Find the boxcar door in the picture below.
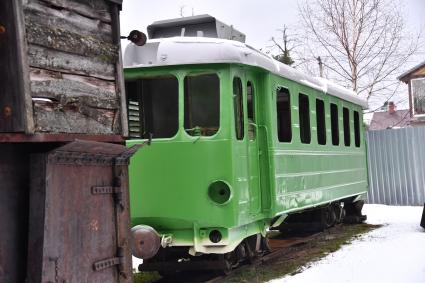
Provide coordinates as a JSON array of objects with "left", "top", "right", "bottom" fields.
[{"left": 246, "top": 80, "right": 261, "bottom": 214}]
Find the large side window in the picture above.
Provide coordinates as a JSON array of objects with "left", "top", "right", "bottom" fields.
[
  {"left": 316, "top": 99, "right": 326, "bottom": 145},
  {"left": 276, "top": 87, "right": 292, "bottom": 142},
  {"left": 125, "top": 76, "right": 178, "bottom": 139},
  {"left": 354, "top": 111, "right": 361, "bottom": 147},
  {"left": 299, "top": 93, "right": 311, "bottom": 144},
  {"left": 330, "top": 103, "right": 339, "bottom": 145},
  {"left": 184, "top": 74, "right": 220, "bottom": 136},
  {"left": 343, "top": 107, "right": 350, "bottom": 146},
  {"left": 233, "top": 77, "right": 244, "bottom": 140}
]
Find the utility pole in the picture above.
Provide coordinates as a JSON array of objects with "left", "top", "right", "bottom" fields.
[{"left": 317, "top": 56, "right": 323, "bottom": 77}]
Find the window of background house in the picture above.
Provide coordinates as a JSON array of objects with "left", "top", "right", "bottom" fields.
[
  {"left": 233, "top": 77, "right": 244, "bottom": 140},
  {"left": 276, "top": 87, "right": 292, "bottom": 142},
  {"left": 354, "top": 111, "right": 361, "bottom": 147},
  {"left": 316, "top": 99, "right": 326, "bottom": 145},
  {"left": 299, "top": 93, "right": 311, "bottom": 144},
  {"left": 412, "top": 78, "right": 425, "bottom": 116},
  {"left": 331, "top": 103, "right": 339, "bottom": 145},
  {"left": 125, "top": 76, "right": 178, "bottom": 139},
  {"left": 343, "top": 107, "right": 350, "bottom": 146},
  {"left": 184, "top": 73, "right": 220, "bottom": 136}
]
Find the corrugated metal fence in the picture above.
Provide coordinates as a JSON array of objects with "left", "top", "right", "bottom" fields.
[{"left": 366, "top": 127, "right": 425, "bottom": 206}]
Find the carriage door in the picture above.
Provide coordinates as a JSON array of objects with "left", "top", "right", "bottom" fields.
[{"left": 247, "top": 80, "right": 261, "bottom": 214}]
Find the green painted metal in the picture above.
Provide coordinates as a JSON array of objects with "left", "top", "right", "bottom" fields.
[{"left": 125, "top": 63, "right": 368, "bottom": 255}]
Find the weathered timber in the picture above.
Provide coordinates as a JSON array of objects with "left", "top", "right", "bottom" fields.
[
  {"left": 30, "top": 68, "right": 120, "bottom": 134},
  {"left": 28, "top": 44, "right": 115, "bottom": 80},
  {"left": 25, "top": 0, "right": 113, "bottom": 43},
  {"left": 37, "top": 0, "right": 112, "bottom": 23},
  {"left": 0, "top": 0, "right": 34, "bottom": 133},
  {"left": 111, "top": 4, "right": 128, "bottom": 136},
  {"left": 30, "top": 68, "right": 118, "bottom": 109},
  {"left": 26, "top": 21, "right": 118, "bottom": 64},
  {"left": 0, "top": 0, "right": 126, "bottom": 136},
  {"left": 33, "top": 101, "right": 117, "bottom": 133}
]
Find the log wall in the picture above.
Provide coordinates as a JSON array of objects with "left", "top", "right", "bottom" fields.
[{"left": 22, "top": 0, "right": 125, "bottom": 135}]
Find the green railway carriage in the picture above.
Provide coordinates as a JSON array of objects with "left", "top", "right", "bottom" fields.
[{"left": 123, "top": 36, "right": 368, "bottom": 269}]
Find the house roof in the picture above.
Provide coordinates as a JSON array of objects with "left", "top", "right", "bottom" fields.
[
  {"left": 369, "top": 110, "right": 410, "bottom": 131},
  {"left": 398, "top": 61, "right": 425, "bottom": 83}
]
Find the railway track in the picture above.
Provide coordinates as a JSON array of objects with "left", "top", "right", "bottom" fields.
[
  {"left": 203, "top": 231, "right": 323, "bottom": 283},
  {"left": 153, "top": 227, "right": 335, "bottom": 283}
]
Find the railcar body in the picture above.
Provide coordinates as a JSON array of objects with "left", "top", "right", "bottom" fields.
[{"left": 124, "top": 36, "right": 368, "bottom": 266}]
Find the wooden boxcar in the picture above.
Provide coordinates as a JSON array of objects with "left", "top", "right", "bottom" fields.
[
  {"left": 124, "top": 33, "right": 368, "bottom": 271},
  {"left": 0, "top": 1, "right": 135, "bottom": 282}
]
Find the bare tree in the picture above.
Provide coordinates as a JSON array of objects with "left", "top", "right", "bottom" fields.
[
  {"left": 269, "top": 26, "right": 295, "bottom": 66},
  {"left": 299, "top": 0, "right": 421, "bottom": 104}
]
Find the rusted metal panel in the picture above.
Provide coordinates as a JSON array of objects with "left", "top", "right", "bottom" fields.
[
  {"left": 0, "top": 145, "right": 30, "bottom": 283},
  {"left": 0, "top": 133, "right": 124, "bottom": 143},
  {"left": 27, "top": 140, "right": 134, "bottom": 283}
]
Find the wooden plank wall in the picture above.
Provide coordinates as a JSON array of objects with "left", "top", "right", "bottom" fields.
[
  {"left": 0, "top": 0, "right": 34, "bottom": 133},
  {"left": 24, "top": 0, "right": 123, "bottom": 134}
]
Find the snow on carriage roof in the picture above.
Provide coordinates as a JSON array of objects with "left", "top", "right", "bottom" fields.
[{"left": 123, "top": 37, "right": 368, "bottom": 109}]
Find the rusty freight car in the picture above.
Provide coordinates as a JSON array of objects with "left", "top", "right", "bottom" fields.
[{"left": 0, "top": 0, "right": 139, "bottom": 282}]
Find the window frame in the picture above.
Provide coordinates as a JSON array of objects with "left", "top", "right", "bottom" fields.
[
  {"left": 330, "top": 103, "right": 340, "bottom": 146},
  {"left": 316, "top": 98, "right": 326, "bottom": 145},
  {"left": 298, "top": 93, "right": 311, "bottom": 144},
  {"left": 276, "top": 86, "right": 292, "bottom": 143},
  {"left": 354, "top": 110, "right": 361, "bottom": 147},
  {"left": 411, "top": 77, "right": 425, "bottom": 117},
  {"left": 343, "top": 106, "right": 351, "bottom": 147},
  {"left": 125, "top": 75, "right": 179, "bottom": 139},
  {"left": 233, "top": 76, "right": 244, "bottom": 140},
  {"left": 183, "top": 72, "right": 221, "bottom": 137}
]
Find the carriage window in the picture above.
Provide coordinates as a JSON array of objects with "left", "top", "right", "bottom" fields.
[
  {"left": 276, "top": 87, "right": 292, "bottom": 142},
  {"left": 299, "top": 93, "right": 311, "bottom": 144},
  {"left": 354, "top": 111, "right": 361, "bottom": 147},
  {"left": 184, "top": 74, "right": 220, "bottom": 136},
  {"left": 125, "top": 76, "right": 178, "bottom": 139},
  {"left": 233, "top": 77, "right": 244, "bottom": 140},
  {"left": 343, "top": 107, "right": 350, "bottom": 146},
  {"left": 316, "top": 99, "right": 326, "bottom": 145},
  {"left": 331, "top": 103, "right": 339, "bottom": 145},
  {"left": 247, "top": 81, "right": 255, "bottom": 141}
]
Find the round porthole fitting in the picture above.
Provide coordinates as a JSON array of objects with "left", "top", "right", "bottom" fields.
[
  {"left": 208, "top": 181, "right": 231, "bottom": 205},
  {"left": 209, "top": 229, "right": 222, "bottom": 243}
]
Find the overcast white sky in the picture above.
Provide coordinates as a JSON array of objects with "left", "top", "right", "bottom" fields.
[{"left": 120, "top": 0, "right": 424, "bottom": 50}]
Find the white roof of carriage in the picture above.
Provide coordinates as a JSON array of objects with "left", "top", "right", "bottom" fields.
[{"left": 123, "top": 37, "right": 368, "bottom": 109}]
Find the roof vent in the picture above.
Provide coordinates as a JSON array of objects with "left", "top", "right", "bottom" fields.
[{"left": 147, "top": 14, "right": 246, "bottom": 43}]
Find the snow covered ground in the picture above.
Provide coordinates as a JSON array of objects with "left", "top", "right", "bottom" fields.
[{"left": 269, "top": 204, "right": 425, "bottom": 283}]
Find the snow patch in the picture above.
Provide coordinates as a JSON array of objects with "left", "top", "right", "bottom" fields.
[{"left": 268, "top": 204, "right": 425, "bottom": 283}]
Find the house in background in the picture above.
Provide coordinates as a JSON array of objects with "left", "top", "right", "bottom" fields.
[
  {"left": 368, "top": 101, "right": 410, "bottom": 130},
  {"left": 368, "top": 60, "right": 425, "bottom": 131},
  {"left": 398, "top": 60, "right": 425, "bottom": 127}
]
